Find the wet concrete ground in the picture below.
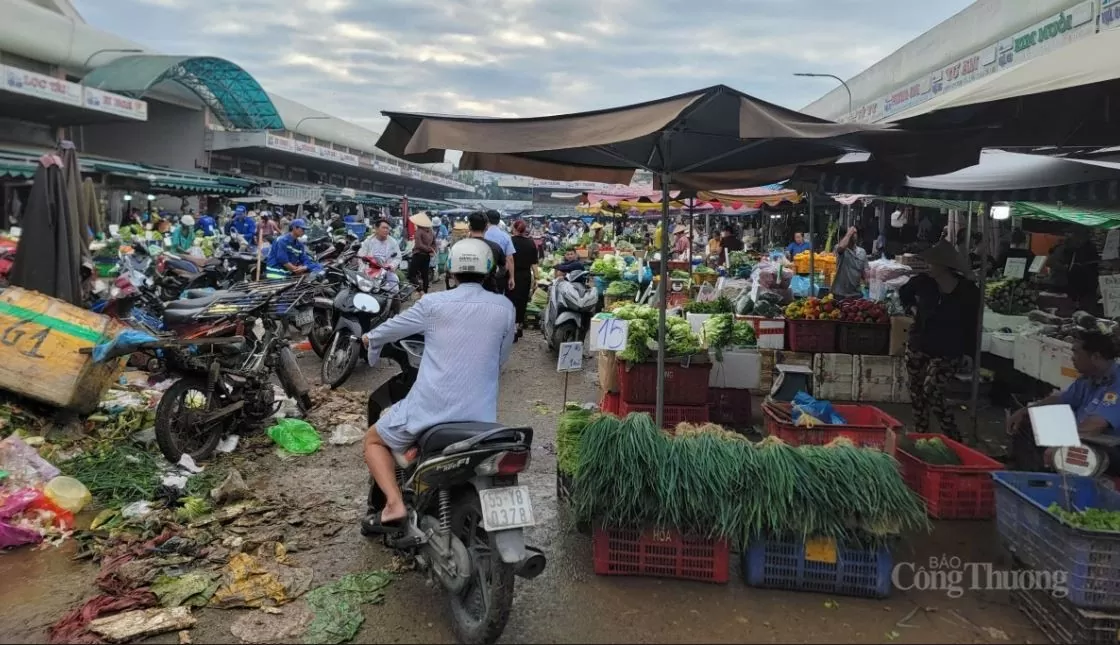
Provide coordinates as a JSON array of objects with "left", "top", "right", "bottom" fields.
[{"left": 0, "top": 321, "right": 1048, "bottom": 644}]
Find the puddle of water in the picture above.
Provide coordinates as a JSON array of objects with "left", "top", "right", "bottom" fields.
[{"left": 0, "top": 541, "right": 95, "bottom": 643}]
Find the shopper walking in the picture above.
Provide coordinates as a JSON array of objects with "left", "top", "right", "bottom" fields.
[
  {"left": 408, "top": 212, "right": 436, "bottom": 296},
  {"left": 508, "top": 220, "right": 539, "bottom": 340},
  {"left": 899, "top": 241, "right": 980, "bottom": 439}
]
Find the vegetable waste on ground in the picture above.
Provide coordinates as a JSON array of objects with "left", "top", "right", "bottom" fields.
[{"left": 570, "top": 414, "right": 928, "bottom": 547}]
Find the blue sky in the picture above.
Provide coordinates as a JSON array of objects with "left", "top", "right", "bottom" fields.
[{"left": 76, "top": 0, "right": 972, "bottom": 133}]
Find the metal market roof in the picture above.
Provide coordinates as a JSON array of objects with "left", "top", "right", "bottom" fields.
[
  {"left": 0, "top": 147, "right": 258, "bottom": 195},
  {"left": 81, "top": 55, "right": 283, "bottom": 130}
]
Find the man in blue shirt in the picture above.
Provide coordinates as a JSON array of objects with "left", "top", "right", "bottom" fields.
[
  {"left": 266, "top": 219, "right": 320, "bottom": 275},
  {"left": 197, "top": 212, "right": 217, "bottom": 237},
  {"left": 786, "top": 231, "right": 811, "bottom": 258},
  {"left": 227, "top": 208, "right": 257, "bottom": 243},
  {"left": 483, "top": 210, "right": 516, "bottom": 292},
  {"left": 1010, "top": 331, "right": 1120, "bottom": 469}
]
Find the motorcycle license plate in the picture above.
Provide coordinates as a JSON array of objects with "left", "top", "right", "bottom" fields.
[
  {"left": 479, "top": 486, "right": 535, "bottom": 532},
  {"left": 292, "top": 308, "right": 314, "bottom": 327}
]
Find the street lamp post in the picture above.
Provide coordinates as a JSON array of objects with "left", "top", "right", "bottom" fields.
[
  {"left": 293, "top": 115, "right": 331, "bottom": 134},
  {"left": 82, "top": 48, "right": 143, "bottom": 70},
  {"left": 793, "top": 72, "right": 853, "bottom": 118}
]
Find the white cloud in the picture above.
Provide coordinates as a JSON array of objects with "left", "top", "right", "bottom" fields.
[{"left": 77, "top": 0, "right": 973, "bottom": 143}]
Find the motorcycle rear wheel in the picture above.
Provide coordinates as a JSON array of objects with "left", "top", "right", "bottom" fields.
[
  {"left": 322, "top": 330, "right": 360, "bottom": 389},
  {"left": 307, "top": 309, "right": 333, "bottom": 358},
  {"left": 448, "top": 491, "right": 516, "bottom": 645},
  {"left": 550, "top": 323, "right": 578, "bottom": 355},
  {"left": 155, "top": 376, "right": 231, "bottom": 463}
]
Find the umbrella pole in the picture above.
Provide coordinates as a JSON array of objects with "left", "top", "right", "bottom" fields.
[
  {"left": 969, "top": 202, "right": 988, "bottom": 445},
  {"left": 809, "top": 194, "right": 816, "bottom": 297},
  {"left": 656, "top": 174, "right": 671, "bottom": 429}
]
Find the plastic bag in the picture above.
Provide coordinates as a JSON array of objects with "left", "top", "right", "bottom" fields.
[
  {"left": 0, "top": 435, "right": 60, "bottom": 487},
  {"left": 790, "top": 392, "right": 847, "bottom": 425},
  {"left": 867, "top": 258, "right": 913, "bottom": 301},
  {"left": 267, "top": 419, "right": 322, "bottom": 455},
  {"left": 790, "top": 275, "right": 811, "bottom": 298}
]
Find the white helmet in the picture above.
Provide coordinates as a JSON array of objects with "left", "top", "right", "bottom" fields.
[{"left": 449, "top": 238, "right": 494, "bottom": 276}]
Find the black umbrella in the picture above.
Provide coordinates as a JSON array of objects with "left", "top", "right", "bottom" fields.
[
  {"left": 377, "top": 84, "right": 980, "bottom": 425},
  {"left": 9, "top": 153, "right": 83, "bottom": 305}
]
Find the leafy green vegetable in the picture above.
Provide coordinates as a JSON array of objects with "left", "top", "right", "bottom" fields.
[
  {"left": 670, "top": 270, "right": 691, "bottom": 280},
  {"left": 557, "top": 408, "right": 596, "bottom": 475},
  {"left": 605, "top": 280, "right": 639, "bottom": 297},
  {"left": 899, "top": 436, "right": 961, "bottom": 465},
  {"left": 1048, "top": 503, "right": 1120, "bottom": 531},
  {"left": 611, "top": 304, "right": 702, "bottom": 362},
  {"left": 683, "top": 297, "right": 733, "bottom": 314}
]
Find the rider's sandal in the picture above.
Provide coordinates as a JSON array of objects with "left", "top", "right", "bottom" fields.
[{"left": 362, "top": 514, "right": 406, "bottom": 535}]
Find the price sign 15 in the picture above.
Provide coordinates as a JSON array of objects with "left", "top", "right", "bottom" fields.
[{"left": 591, "top": 318, "right": 629, "bottom": 352}]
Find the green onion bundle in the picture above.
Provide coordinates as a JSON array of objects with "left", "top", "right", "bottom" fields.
[{"left": 571, "top": 415, "right": 929, "bottom": 547}]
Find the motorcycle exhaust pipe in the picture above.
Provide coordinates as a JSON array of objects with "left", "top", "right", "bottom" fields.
[{"left": 515, "top": 546, "right": 547, "bottom": 580}]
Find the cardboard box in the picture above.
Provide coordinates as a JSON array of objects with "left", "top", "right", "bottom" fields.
[
  {"left": 889, "top": 316, "right": 913, "bottom": 356},
  {"left": 598, "top": 351, "right": 619, "bottom": 395},
  {"left": 709, "top": 348, "right": 761, "bottom": 390}
]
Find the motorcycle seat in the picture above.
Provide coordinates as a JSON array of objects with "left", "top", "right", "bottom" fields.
[
  {"left": 167, "top": 290, "right": 235, "bottom": 308},
  {"left": 417, "top": 422, "right": 519, "bottom": 455}
]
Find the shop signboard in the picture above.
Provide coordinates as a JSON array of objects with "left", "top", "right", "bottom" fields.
[
  {"left": 996, "top": 0, "right": 1095, "bottom": 69},
  {"left": 265, "top": 133, "right": 294, "bottom": 151},
  {"left": 2, "top": 65, "right": 81, "bottom": 106},
  {"left": 1101, "top": 0, "right": 1120, "bottom": 30},
  {"left": 82, "top": 87, "right": 148, "bottom": 121},
  {"left": 851, "top": 0, "right": 1096, "bottom": 123}
]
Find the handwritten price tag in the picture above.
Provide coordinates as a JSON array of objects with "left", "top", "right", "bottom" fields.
[
  {"left": 590, "top": 318, "right": 629, "bottom": 352},
  {"left": 1003, "top": 257, "right": 1027, "bottom": 280},
  {"left": 1029, "top": 256, "right": 1046, "bottom": 273},
  {"left": 556, "top": 342, "right": 584, "bottom": 373}
]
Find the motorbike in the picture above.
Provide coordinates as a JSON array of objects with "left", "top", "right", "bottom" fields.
[
  {"left": 306, "top": 244, "right": 376, "bottom": 357},
  {"left": 146, "top": 279, "right": 315, "bottom": 462},
  {"left": 363, "top": 339, "right": 545, "bottom": 644},
  {"left": 541, "top": 269, "right": 598, "bottom": 354},
  {"left": 320, "top": 259, "right": 413, "bottom": 388}
]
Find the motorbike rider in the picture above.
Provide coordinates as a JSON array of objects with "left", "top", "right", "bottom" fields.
[
  {"left": 266, "top": 218, "right": 321, "bottom": 276},
  {"left": 196, "top": 212, "right": 217, "bottom": 237},
  {"left": 226, "top": 206, "right": 257, "bottom": 244},
  {"left": 360, "top": 238, "right": 515, "bottom": 533},
  {"left": 554, "top": 248, "right": 586, "bottom": 277},
  {"left": 468, "top": 211, "right": 507, "bottom": 293},
  {"left": 169, "top": 215, "right": 197, "bottom": 254},
  {"left": 358, "top": 219, "right": 402, "bottom": 292}
]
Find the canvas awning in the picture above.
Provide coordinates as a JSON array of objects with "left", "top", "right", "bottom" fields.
[
  {"left": 377, "top": 84, "right": 978, "bottom": 189},
  {"left": 795, "top": 150, "right": 1120, "bottom": 203}
]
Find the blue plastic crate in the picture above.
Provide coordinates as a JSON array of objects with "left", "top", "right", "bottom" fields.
[
  {"left": 742, "top": 536, "right": 892, "bottom": 598},
  {"left": 993, "top": 472, "right": 1120, "bottom": 611},
  {"left": 345, "top": 222, "right": 368, "bottom": 239}
]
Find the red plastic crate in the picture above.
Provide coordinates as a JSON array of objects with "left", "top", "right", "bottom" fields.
[
  {"left": 593, "top": 526, "right": 730, "bottom": 583},
  {"left": 763, "top": 403, "right": 902, "bottom": 450},
  {"left": 708, "top": 388, "right": 753, "bottom": 427},
  {"left": 836, "top": 322, "right": 890, "bottom": 355},
  {"left": 600, "top": 392, "right": 620, "bottom": 415},
  {"left": 617, "top": 359, "right": 711, "bottom": 406},
  {"left": 617, "top": 399, "right": 709, "bottom": 428},
  {"left": 897, "top": 433, "right": 1004, "bottom": 519},
  {"left": 785, "top": 319, "right": 838, "bottom": 353}
]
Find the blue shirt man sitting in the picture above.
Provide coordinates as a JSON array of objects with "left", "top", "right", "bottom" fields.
[
  {"left": 227, "top": 210, "right": 257, "bottom": 242},
  {"left": 266, "top": 219, "right": 321, "bottom": 276}
]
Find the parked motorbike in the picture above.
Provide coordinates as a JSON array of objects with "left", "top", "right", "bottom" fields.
[
  {"left": 363, "top": 339, "right": 545, "bottom": 644},
  {"left": 306, "top": 240, "right": 366, "bottom": 357},
  {"left": 541, "top": 269, "right": 598, "bottom": 354},
  {"left": 320, "top": 260, "right": 413, "bottom": 388},
  {"left": 149, "top": 279, "right": 315, "bottom": 462}
]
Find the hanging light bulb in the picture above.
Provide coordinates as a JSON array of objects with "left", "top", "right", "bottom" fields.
[
  {"left": 146, "top": 194, "right": 156, "bottom": 202},
  {"left": 122, "top": 194, "right": 133, "bottom": 202},
  {"left": 990, "top": 203, "right": 1011, "bottom": 220}
]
